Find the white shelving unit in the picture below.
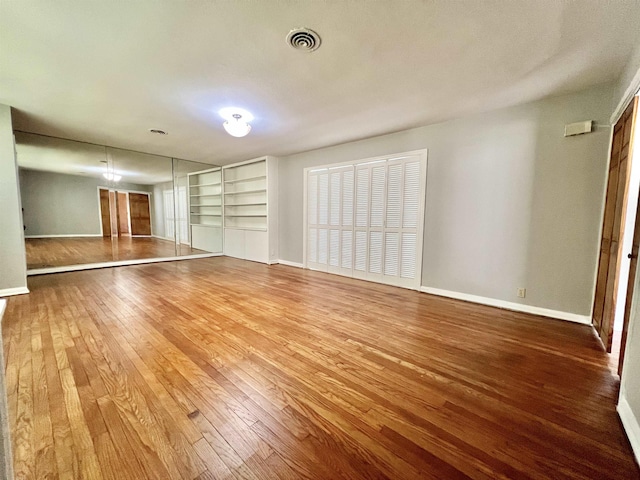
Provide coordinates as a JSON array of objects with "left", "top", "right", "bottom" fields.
[
  {"left": 187, "top": 167, "right": 223, "bottom": 252},
  {"left": 222, "top": 156, "right": 278, "bottom": 264}
]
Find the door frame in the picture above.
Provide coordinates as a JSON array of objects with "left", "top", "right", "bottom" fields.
[{"left": 302, "top": 149, "right": 428, "bottom": 290}]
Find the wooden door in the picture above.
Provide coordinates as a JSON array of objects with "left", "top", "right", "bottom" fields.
[
  {"left": 99, "top": 188, "right": 111, "bottom": 236},
  {"left": 129, "top": 193, "right": 151, "bottom": 236},
  {"left": 116, "top": 192, "right": 130, "bottom": 235},
  {"left": 620, "top": 190, "right": 640, "bottom": 375},
  {"left": 592, "top": 97, "right": 638, "bottom": 351}
]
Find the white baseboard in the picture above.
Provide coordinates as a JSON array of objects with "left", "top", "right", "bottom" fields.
[
  {"left": 24, "top": 234, "right": 102, "bottom": 239},
  {"left": 27, "top": 252, "right": 223, "bottom": 276},
  {"left": 419, "top": 286, "right": 591, "bottom": 325},
  {"left": 0, "top": 287, "right": 29, "bottom": 297},
  {"left": 618, "top": 395, "right": 640, "bottom": 466},
  {"left": 277, "top": 259, "right": 304, "bottom": 268}
]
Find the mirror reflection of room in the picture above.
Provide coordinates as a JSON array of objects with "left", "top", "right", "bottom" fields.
[{"left": 16, "top": 132, "right": 221, "bottom": 271}]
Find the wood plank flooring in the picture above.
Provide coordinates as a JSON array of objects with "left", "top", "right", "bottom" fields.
[
  {"left": 3, "top": 257, "right": 639, "bottom": 479},
  {"left": 25, "top": 236, "right": 207, "bottom": 270}
]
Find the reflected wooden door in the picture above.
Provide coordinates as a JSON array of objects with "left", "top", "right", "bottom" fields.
[
  {"left": 592, "top": 97, "right": 638, "bottom": 351},
  {"left": 129, "top": 193, "right": 151, "bottom": 235},
  {"left": 109, "top": 191, "right": 118, "bottom": 237},
  {"left": 99, "top": 188, "right": 111, "bottom": 237},
  {"left": 117, "top": 192, "right": 130, "bottom": 235}
]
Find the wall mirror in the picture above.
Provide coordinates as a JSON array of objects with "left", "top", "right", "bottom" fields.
[{"left": 15, "top": 132, "right": 221, "bottom": 273}]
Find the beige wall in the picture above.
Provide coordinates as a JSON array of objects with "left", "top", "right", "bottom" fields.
[
  {"left": 0, "top": 105, "right": 27, "bottom": 295},
  {"left": 279, "top": 84, "right": 614, "bottom": 317}
]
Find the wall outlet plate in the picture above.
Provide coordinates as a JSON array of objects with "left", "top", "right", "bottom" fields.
[{"left": 517, "top": 288, "right": 526, "bottom": 298}]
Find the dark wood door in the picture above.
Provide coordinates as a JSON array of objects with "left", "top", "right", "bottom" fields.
[
  {"left": 117, "top": 192, "right": 130, "bottom": 235},
  {"left": 129, "top": 193, "right": 151, "bottom": 236},
  {"left": 592, "top": 98, "right": 638, "bottom": 351},
  {"left": 99, "top": 188, "right": 111, "bottom": 237}
]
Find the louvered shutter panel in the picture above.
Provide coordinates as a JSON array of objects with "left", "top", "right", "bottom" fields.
[
  {"left": 308, "top": 228, "right": 317, "bottom": 263},
  {"left": 330, "top": 172, "right": 340, "bottom": 226},
  {"left": 401, "top": 233, "right": 417, "bottom": 279},
  {"left": 384, "top": 232, "right": 399, "bottom": 276},
  {"left": 397, "top": 160, "right": 421, "bottom": 283},
  {"left": 370, "top": 165, "right": 385, "bottom": 227},
  {"left": 318, "top": 173, "right": 329, "bottom": 226},
  {"left": 386, "top": 164, "right": 402, "bottom": 229},
  {"left": 318, "top": 229, "right": 328, "bottom": 265},
  {"left": 403, "top": 161, "right": 420, "bottom": 228},
  {"left": 369, "top": 231, "right": 383, "bottom": 274},
  {"left": 355, "top": 169, "right": 369, "bottom": 227},
  {"left": 329, "top": 229, "right": 339, "bottom": 266},
  {"left": 342, "top": 170, "right": 354, "bottom": 226},
  {"left": 308, "top": 175, "right": 318, "bottom": 225},
  {"left": 341, "top": 230, "right": 352, "bottom": 268},
  {"left": 355, "top": 230, "right": 367, "bottom": 271}
]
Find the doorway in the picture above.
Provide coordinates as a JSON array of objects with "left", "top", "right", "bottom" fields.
[{"left": 99, "top": 188, "right": 151, "bottom": 237}]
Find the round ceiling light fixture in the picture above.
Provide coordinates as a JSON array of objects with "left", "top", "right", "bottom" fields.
[
  {"left": 286, "top": 28, "right": 321, "bottom": 52},
  {"left": 219, "top": 108, "right": 253, "bottom": 138},
  {"left": 223, "top": 114, "right": 252, "bottom": 138},
  {"left": 149, "top": 129, "right": 168, "bottom": 135}
]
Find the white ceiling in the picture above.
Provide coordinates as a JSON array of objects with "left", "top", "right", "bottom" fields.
[{"left": 2, "top": 1, "right": 640, "bottom": 165}]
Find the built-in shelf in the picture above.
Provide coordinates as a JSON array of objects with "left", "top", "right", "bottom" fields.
[
  {"left": 224, "top": 202, "right": 266, "bottom": 207},
  {"left": 223, "top": 188, "right": 267, "bottom": 195},
  {"left": 224, "top": 226, "right": 268, "bottom": 232},
  {"left": 224, "top": 175, "right": 267, "bottom": 184},
  {"left": 188, "top": 167, "right": 223, "bottom": 253},
  {"left": 190, "top": 182, "right": 221, "bottom": 188},
  {"left": 221, "top": 157, "right": 277, "bottom": 263}
]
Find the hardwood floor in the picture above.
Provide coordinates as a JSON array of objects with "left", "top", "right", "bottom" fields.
[
  {"left": 25, "top": 236, "right": 208, "bottom": 270},
  {"left": 3, "top": 257, "right": 638, "bottom": 479}
]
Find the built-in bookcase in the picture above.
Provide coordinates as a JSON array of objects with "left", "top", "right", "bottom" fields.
[
  {"left": 188, "top": 167, "right": 222, "bottom": 252},
  {"left": 223, "top": 159, "right": 267, "bottom": 230},
  {"left": 222, "top": 156, "right": 277, "bottom": 263}
]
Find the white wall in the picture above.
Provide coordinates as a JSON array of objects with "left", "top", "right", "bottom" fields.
[
  {"left": 19, "top": 169, "right": 152, "bottom": 237},
  {"left": 0, "top": 105, "right": 27, "bottom": 295},
  {"left": 279, "top": 84, "right": 614, "bottom": 317}
]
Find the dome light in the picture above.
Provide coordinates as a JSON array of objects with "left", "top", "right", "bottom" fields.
[{"left": 223, "top": 113, "right": 252, "bottom": 138}]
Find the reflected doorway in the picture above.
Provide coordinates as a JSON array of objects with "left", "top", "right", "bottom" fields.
[{"left": 99, "top": 188, "right": 151, "bottom": 237}]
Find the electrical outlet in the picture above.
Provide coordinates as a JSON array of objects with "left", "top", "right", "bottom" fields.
[{"left": 517, "top": 288, "right": 526, "bottom": 298}]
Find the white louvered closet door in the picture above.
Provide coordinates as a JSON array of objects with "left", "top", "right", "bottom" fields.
[
  {"left": 382, "top": 155, "right": 422, "bottom": 288},
  {"left": 307, "top": 166, "right": 355, "bottom": 275},
  {"left": 305, "top": 151, "right": 426, "bottom": 290},
  {"left": 353, "top": 162, "right": 387, "bottom": 282},
  {"left": 306, "top": 170, "right": 328, "bottom": 271},
  {"left": 327, "top": 166, "right": 354, "bottom": 276}
]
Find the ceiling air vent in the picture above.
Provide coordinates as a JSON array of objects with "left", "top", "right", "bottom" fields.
[{"left": 286, "top": 28, "right": 321, "bottom": 52}]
